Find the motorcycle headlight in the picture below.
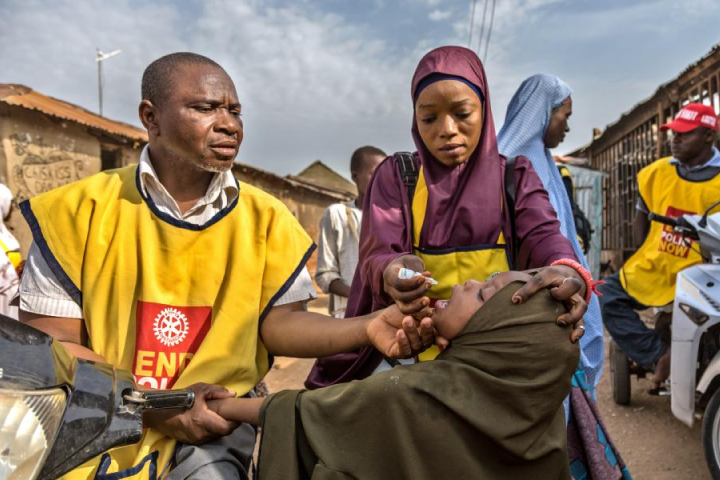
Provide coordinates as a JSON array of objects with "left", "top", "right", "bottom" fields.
[
  {"left": 679, "top": 302, "right": 710, "bottom": 325},
  {"left": 0, "top": 388, "right": 66, "bottom": 480}
]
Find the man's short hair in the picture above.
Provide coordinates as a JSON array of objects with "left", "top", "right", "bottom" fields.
[
  {"left": 141, "top": 52, "right": 225, "bottom": 106},
  {"left": 350, "top": 146, "right": 387, "bottom": 173}
]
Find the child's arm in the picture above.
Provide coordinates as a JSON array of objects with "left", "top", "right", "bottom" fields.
[{"left": 207, "top": 397, "right": 265, "bottom": 426}]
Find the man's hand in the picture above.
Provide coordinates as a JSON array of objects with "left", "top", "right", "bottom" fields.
[
  {"left": 366, "top": 305, "right": 435, "bottom": 358},
  {"left": 383, "top": 255, "right": 433, "bottom": 319},
  {"left": 144, "top": 383, "right": 239, "bottom": 445},
  {"left": 511, "top": 266, "right": 587, "bottom": 343}
]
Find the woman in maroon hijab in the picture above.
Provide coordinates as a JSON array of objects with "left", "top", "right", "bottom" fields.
[{"left": 307, "top": 46, "right": 589, "bottom": 388}]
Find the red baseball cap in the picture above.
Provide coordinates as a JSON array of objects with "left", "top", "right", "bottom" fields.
[{"left": 661, "top": 103, "right": 719, "bottom": 133}]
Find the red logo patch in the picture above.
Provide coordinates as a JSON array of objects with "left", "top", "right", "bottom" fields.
[
  {"left": 132, "top": 301, "right": 212, "bottom": 390},
  {"left": 658, "top": 206, "right": 696, "bottom": 259}
]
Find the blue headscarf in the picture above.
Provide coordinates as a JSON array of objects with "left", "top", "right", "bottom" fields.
[{"left": 498, "top": 74, "right": 604, "bottom": 389}]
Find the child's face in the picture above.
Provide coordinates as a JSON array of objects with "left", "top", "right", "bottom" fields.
[{"left": 432, "top": 271, "right": 533, "bottom": 340}]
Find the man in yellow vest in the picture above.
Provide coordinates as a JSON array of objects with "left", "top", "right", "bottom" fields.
[
  {"left": 17, "top": 53, "right": 433, "bottom": 480},
  {"left": 600, "top": 103, "right": 720, "bottom": 390}
]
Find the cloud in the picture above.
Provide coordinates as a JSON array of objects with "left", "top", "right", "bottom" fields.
[
  {"left": 0, "top": 0, "right": 422, "bottom": 176},
  {"left": 451, "top": 0, "right": 720, "bottom": 153},
  {"left": 1, "top": 0, "right": 719, "bottom": 172},
  {"left": 428, "top": 9, "right": 452, "bottom": 21},
  {"left": 406, "top": 0, "right": 444, "bottom": 6}
]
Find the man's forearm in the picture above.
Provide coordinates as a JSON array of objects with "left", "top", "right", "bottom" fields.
[
  {"left": 59, "top": 341, "right": 107, "bottom": 363},
  {"left": 328, "top": 279, "right": 351, "bottom": 298},
  {"left": 262, "top": 304, "right": 372, "bottom": 357},
  {"left": 21, "top": 313, "right": 107, "bottom": 363},
  {"left": 633, "top": 211, "right": 650, "bottom": 248}
]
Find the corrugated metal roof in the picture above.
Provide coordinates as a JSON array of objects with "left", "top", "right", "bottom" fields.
[{"left": 0, "top": 83, "right": 148, "bottom": 142}]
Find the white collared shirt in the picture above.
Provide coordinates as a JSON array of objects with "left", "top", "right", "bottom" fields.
[
  {"left": 19, "top": 146, "right": 316, "bottom": 318},
  {"left": 315, "top": 201, "right": 362, "bottom": 317}
]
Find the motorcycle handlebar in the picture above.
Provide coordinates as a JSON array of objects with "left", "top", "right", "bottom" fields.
[
  {"left": 122, "top": 388, "right": 196, "bottom": 411},
  {"left": 648, "top": 212, "right": 679, "bottom": 227},
  {"left": 648, "top": 212, "right": 701, "bottom": 241}
]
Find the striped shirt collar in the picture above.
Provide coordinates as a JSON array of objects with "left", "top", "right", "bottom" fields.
[{"left": 137, "top": 145, "right": 239, "bottom": 223}]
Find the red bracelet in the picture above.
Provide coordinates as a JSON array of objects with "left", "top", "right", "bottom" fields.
[{"left": 550, "top": 259, "right": 604, "bottom": 304}]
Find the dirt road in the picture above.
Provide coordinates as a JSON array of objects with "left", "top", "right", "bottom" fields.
[
  {"left": 263, "top": 300, "right": 712, "bottom": 479},
  {"left": 596, "top": 346, "right": 710, "bottom": 479}
]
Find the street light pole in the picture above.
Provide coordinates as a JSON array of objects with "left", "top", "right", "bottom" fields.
[
  {"left": 96, "top": 48, "right": 122, "bottom": 117},
  {"left": 97, "top": 49, "right": 103, "bottom": 116}
]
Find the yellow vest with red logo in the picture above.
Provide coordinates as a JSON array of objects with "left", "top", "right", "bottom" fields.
[
  {"left": 620, "top": 157, "right": 720, "bottom": 306},
  {"left": 21, "top": 165, "right": 314, "bottom": 479},
  {"left": 411, "top": 167, "right": 511, "bottom": 360}
]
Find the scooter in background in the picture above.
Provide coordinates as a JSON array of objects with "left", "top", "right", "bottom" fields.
[
  {"left": 0, "top": 316, "right": 195, "bottom": 480},
  {"left": 610, "top": 201, "right": 720, "bottom": 478}
]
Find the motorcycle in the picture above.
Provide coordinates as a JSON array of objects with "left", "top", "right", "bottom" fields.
[
  {"left": 0, "top": 316, "right": 195, "bottom": 480},
  {"left": 609, "top": 201, "right": 720, "bottom": 477}
]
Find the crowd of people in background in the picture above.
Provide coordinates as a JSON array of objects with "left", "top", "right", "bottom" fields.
[{"left": 3, "top": 43, "right": 720, "bottom": 479}]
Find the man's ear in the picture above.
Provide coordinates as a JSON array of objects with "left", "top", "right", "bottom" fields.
[
  {"left": 351, "top": 170, "right": 358, "bottom": 185},
  {"left": 708, "top": 129, "right": 720, "bottom": 146},
  {"left": 138, "top": 100, "right": 160, "bottom": 136}
]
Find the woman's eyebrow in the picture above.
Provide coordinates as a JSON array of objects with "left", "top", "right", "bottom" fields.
[
  {"left": 417, "top": 98, "right": 472, "bottom": 110},
  {"left": 451, "top": 98, "right": 472, "bottom": 106}
]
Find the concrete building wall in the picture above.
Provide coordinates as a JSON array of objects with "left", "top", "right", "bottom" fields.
[
  {"left": 121, "top": 144, "right": 142, "bottom": 167},
  {"left": 0, "top": 104, "right": 145, "bottom": 254},
  {"left": 0, "top": 104, "right": 102, "bottom": 254}
]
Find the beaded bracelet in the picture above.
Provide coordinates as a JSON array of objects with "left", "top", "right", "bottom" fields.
[{"left": 550, "top": 259, "right": 604, "bottom": 304}]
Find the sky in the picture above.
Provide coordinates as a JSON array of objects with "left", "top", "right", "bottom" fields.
[{"left": 2, "top": 0, "right": 720, "bottom": 178}]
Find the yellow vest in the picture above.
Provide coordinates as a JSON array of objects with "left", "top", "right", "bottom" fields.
[
  {"left": 21, "top": 166, "right": 314, "bottom": 479},
  {"left": 412, "top": 167, "right": 510, "bottom": 361},
  {"left": 620, "top": 157, "right": 720, "bottom": 306},
  {"left": 0, "top": 237, "right": 22, "bottom": 270}
]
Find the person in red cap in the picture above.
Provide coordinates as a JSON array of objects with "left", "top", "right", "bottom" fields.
[{"left": 600, "top": 103, "right": 720, "bottom": 392}]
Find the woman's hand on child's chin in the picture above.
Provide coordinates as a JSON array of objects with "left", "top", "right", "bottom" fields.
[{"left": 366, "top": 305, "right": 436, "bottom": 358}]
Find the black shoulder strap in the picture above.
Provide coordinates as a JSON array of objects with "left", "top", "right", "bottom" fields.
[
  {"left": 386, "top": 155, "right": 415, "bottom": 371},
  {"left": 395, "top": 151, "right": 419, "bottom": 205},
  {"left": 504, "top": 156, "right": 519, "bottom": 269}
]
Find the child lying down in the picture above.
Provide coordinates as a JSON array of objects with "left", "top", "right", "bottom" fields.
[{"left": 209, "top": 271, "right": 580, "bottom": 480}]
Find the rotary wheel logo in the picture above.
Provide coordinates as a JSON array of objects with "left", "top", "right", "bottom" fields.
[{"left": 153, "top": 307, "right": 189, "bottom": 347}]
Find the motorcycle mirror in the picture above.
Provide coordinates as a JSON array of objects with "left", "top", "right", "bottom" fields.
[{"left": 700, "top": 198, "right": 720, "bottom": 228}]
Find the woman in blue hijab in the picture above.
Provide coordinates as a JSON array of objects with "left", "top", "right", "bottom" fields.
[
  {"left": 499, "top": 75, "right": 630, "bottom": 480},
  {"left": 498, "top": 74, "right": 602, "bottom": 388}
]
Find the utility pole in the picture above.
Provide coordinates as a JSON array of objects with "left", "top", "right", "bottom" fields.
[{"left": 96, "top": 48, "right": 122, "bottom": 116}]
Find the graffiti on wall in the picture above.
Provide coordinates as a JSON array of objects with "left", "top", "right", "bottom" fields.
[{"left": 9, "top": 133, "right": 84, "bottom": 202}]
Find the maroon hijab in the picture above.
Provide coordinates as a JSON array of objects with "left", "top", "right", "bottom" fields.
[
  {"left": 411, "top": 46, "right": 503, "bottom": 249},
  {"left": 305, "top": 47, "right": 573, "bottom": 389},
  {"left": 305, "top": 47, "right": 506, "bottom": 388}
]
